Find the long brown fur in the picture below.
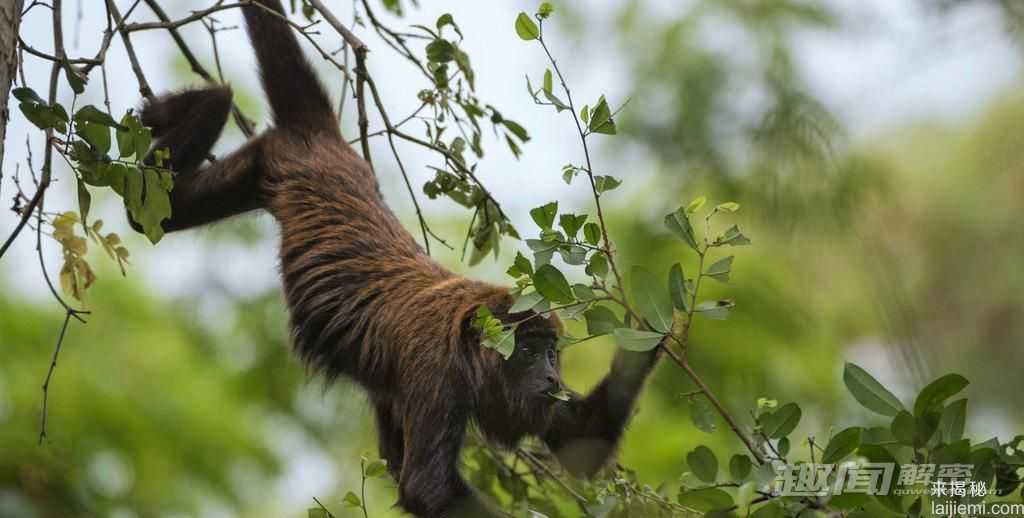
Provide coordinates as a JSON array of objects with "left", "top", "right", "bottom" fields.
[{"left": 134, "top": 2, "right": 660, "bottom": 516}]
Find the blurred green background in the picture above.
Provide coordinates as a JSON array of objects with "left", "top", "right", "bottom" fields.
[{"left": 3, "top": 0, "right": 1023, "bottom": 516}]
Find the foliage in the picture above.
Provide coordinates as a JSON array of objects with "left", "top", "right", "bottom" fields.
[{"left": 12, "top": 85, "right": 172, "bottom": 304}]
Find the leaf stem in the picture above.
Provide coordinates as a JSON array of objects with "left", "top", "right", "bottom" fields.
[{"left": 535, "top": 22, "right": 626, "bottom": 300}]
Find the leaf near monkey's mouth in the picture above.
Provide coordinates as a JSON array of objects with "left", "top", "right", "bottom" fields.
[{"left": 548, "top": 390, "right": 571, "bottom": 401}]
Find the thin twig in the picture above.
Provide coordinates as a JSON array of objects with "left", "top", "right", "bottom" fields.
[
  {"left": 106, "top": 0, "right": 153, "bottom": 100},
  {"left": 311, "top": 497, "right": 335, "bottom": 518},
  {"left": 515, "top": 448, "right": 589, "bottom": 507},
  {"left": 536, "top": 21, "right": 625, "bottom": 297},
  {"left": 661, "top": 344, "right": 765, "bottom": 465},
  {"left": 38, "top": 310, "right": 73, "bottom": 444}
]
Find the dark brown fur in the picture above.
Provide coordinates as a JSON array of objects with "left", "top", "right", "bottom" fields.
[{"left": 134, "top": 2, "right": 660, "bottom": 516}]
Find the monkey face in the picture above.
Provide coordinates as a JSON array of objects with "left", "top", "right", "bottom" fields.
[{"left": 505, "top": 314, "right": 563, "bottom": 398}]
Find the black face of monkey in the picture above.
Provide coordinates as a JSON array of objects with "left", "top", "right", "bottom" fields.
[{"left": 506, "top": 314, "right": 562, "bottom": 398}]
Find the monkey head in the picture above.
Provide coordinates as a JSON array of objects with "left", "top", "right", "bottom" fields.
[{"left": 504, "top": 311, "right": 564, "bottom": 399}]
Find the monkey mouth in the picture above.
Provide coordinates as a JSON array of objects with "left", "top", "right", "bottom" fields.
[{"left": 546, "top": 389, "right": 571, "bottom": 401}]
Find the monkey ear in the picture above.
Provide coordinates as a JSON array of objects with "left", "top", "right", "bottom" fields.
[{"left": 547, "top": 311, "right": 566, "bottom": 336}]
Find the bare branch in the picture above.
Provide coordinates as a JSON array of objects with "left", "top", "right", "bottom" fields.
[
  {"left": 38, "top": 310, "right": 73, "bottom": 444},
  {"left": 106, "top": 0, "right": 153, "bottom": 100}
]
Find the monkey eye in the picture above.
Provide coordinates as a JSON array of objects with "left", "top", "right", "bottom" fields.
[{"left": 546, "top": 349, "right": 557, "bottom": 363}]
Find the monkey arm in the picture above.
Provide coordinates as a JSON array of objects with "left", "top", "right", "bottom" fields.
[
  {"left": 541, "top": 347, "right": 659, "bottom": 477},
  {"left": 151, "top": 135, "right": 265, "bottom": 232}
]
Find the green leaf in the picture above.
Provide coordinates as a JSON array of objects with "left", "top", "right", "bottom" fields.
[
  {"left": 694, "top": 299, "right": 734, "bottom": 320},
  {"left": 307, "top": 509, "right": 328, "bottom": 518},
  {"left": 583, "top": 222, "right": 601, "bottom": 246},
  {"left": 365, "top": 459, "right": 388, "bottom": 478},
  {"left": 717, "top": 224, "right": 751, "bottom": 246},
  {"left": 843, "top": 362, "right": 905, "bottom": 417},
  {"left": 12, "top": 87, "right": 44, "bottom": 104},
  {"left": 716, "top": 202, "right": 740, "bottom": 213},
  {"left": 777, "top": 436, "right": 791, "bottom": 456},
  {"left": 891, "top": 410, "right": 938, "bottom": 448},
  {"left": 751, "top": 462, "right": 778, "bottom": 488},
  {"left": 584, "top": 306, "right": 620, "bottom": 336},
  {"left": 510, "top": 291, "right": 544, "bottom": 314},
  {"left": 116, "top": 120, "right": 134, "bottom": 158},
  {"left": 483, "top": 329, "right": 516, "bottom": 362},
  {"left": 514, "top": 12, "right": 540, "bottom": 40},
  {"left": 665, "top": 208, "right": 699, "bottom": 252},
  {"left": 454, "top": 49, "right": 475, "bottom": 90},
  {"left": 689, "top": 397, "right": 717, "bottom": 433},
  {"left": 677, "top": 487, "right": 733, "bottom": 513},
  {"left": 594, "top": 175, "right": 621, "bottom": 193},
  {"left": 343, "top": 491, "right": 361, "bottom": 507},
  {"left": 572, "top": 283, "right": 596, "bottom": 301},
  {"left": 579, "top": 104, "right": 589, "bottom": 124},
  {"left": 530, "top": 201, "right": 558, "bottom": 230},
  {"left": 74, "top": 105, "right": 123, "bottom": 128},
  {"left": 686, "top": 445, "right": 718, "bottom": 484},
  {"left": 503, "top": 119, "right": 529, "bottom": 142},
  {"left": 533, "top": 264, "right": 573, "bottom": 304},
  {"left": 631, "top": 266, "right": 673, "bottom": 333},
  {"left": 612, "top": 328, "right": 663, "bottom": 352},
  {"left": 558, "top": 213, "right": 587, "bottom": 239},
  {"left": 913, "top": 373, "right": 969, "bottom": 416},
  {"left": 939, "top": 399, "right": 967, "bottom": 443},
  {"left": 435, "top": 13, "right": 463, "bottom": 38},
  {"left": 426, "top": 39, "right": 456, "bottom": 63},
  {"left": 127, "top": 168, "right": 172, "bottom": 244},
  {"left": 749, "top": 502, "right": 784, "bottom": 518},
  {"left": 705, "top": 255, "right": 733, "bottom": 283},
  {"left": 687, "top": 196, "right": 706, "bottom": 213},
  {"left": 543, "top": 68, "right": 553, "bottom": 94},
  {"left": 558, "top": 244, "right": 587, "bottom": 265},
  {"left": 537, "top": 2, "right": 554, "bottom": 18},
  {"left": 890, "top": 411, "right": 915, "bottom": 446},
  {"left": 506, "top": 251, "right": 534, "bottom": 278},
  {"left": 760, "top": 402, "right": 801, "bottom": 439},
  {"left": 729, "top": 454, "right": 752, "bottom": 482},
  {"left": 821, "top": 427, "right": 862, "bottom": 464},
  {"left": 78, "top": 121, "right": 111, "bottom": 154},
  {"left": 588, "top": 97, "right": 616, "bottom": 135},
  {"left": 19, "top": 102, "right": 68, "bottom": 132},
  {"left": 123, "top": 113, "right": 152, "bottom": 159},
  {"left": 474, "top": 306, "right": 516, "bottom": 359},
  {"left": 586, "top": 252, "right": 609, "bottom": 279},
  {"left": 668, "top": 263, "right": 689, "bottom": 311},
  {"left": 76, "top": 180, "right": 91, "bottom": 232},
  {"left": 861, "top": 426, "right": 896, "bottom": 445}
]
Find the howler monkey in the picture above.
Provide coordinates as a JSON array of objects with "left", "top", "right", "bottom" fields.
[{"left": 136, "top": 1, "right": 660, "bottom": 516}]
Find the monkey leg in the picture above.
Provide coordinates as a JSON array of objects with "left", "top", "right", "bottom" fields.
[{"left": 396, "top": 399, "right": 501, "bottom": 518}]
